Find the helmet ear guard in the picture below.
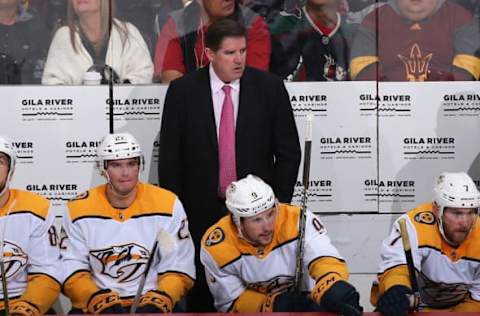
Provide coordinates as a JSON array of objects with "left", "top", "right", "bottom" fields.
[
  {"left": 0, "top": 136, "right": 16, "bottom": 197},
  {"left": 96, "top": 133, "right": 144, "bottom": 175},
  {"left": 433, "top": 172, "right": 480, "bottom": 245}
]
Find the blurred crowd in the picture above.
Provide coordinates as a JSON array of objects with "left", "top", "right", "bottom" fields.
[{"left": 1, "top": 0, "right": 479, "bottom": 84}]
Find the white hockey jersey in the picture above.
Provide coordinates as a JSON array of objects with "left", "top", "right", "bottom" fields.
[
  {"left": 374, "top": 203, "right": 480, "bottom": 311},
  {"left": 61, "top": 183, "right": 195, "bottom": 311},
  {"left": 200, "top": 204, "right": 348, "bottom": 312},
  {"left": 0, "top": 189, "right": 61, "bottom": 312}
]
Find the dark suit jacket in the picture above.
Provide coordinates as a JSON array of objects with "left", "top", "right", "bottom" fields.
[{"left": 158, "top": 66, "right": 301, "bottom": 242}]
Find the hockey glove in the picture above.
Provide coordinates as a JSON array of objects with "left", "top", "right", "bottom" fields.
[
  {"left": 262, "top": 291, "right": 322, "bottom": 312},
  {"left": 137, "top": 290, "right": 173, "bottom": 313},
  {"left": 320, "top": 280, "right": 363, "bottom": 316},
  {"left": 87, "top": 289, "right": 126, "bottom": 314},
  {"left": 10, "top": 300, "right": 40, "bottom": 316},
  {"left": 376, "top": 285, "right": 411, "bottom": 316}
]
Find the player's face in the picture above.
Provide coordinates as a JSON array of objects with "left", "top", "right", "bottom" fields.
[
  {"left": 442, "top": 207, "right": 478, "bottom": 246},
  {"left": 241, "top": 207, "right": 277, "bottom": 247},
  {"left": 396, "top": 0, "right": 438, "bottom": 21},
  {"left": 71, "top": 0, "right": 101, "bottom": 15},
  {"left": 202, "top": 0, "right": 235, "bottom": 20},
  {"left": 206, "top": 36, "right": 246, "bottom": 83},
  {"left": 105, "top": 158, "right": 140, "bottom": 195},
  {"left": 0, "top": 153, "right": 10, "bottom": 193}
]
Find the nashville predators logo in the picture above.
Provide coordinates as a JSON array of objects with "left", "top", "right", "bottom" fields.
[
  {"left": 205, "top": 228, "right": 224, "bottom": 246},
  {"left": 414, "top": 211, "right": 436, "bottom": 225},
  {"left": 0, "top": 241, "right": 28, "bottom": 280},
  {"left": 249, "top": 275, "right": 294, "bottom": 294},
  {"left": 90, "top": 243, "right": 150, "bottom": 282}
]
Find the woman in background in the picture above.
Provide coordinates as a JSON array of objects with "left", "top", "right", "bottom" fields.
[{"left": 42, "top": 0, "right": 153, "bottom": 85}]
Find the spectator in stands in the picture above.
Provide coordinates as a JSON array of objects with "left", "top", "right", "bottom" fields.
[
  {"left": 154, "top": 0, "right": 271, "bottom": 83},
  {"left": 350, "top": 0, "right": 480, "bottom": 81},
  {"left": 116, "top": 0, "right": 184, "bottom": 56},
  {"left": 454, "top": 0, "right": 480, "bottom": 16},
  {"left": 42, "top": 0, "right": 153, "bottom": 85},
  {"left": 269, "top": 0, "right": 357, "bottom": 81},
  {"left": 346, "top": 0, "right": 382, "bottom": 12},
  {"left": 28, "top": 0, "right": 68, "bottom": 36},
  {"left": 0, "top": 0, "right": 50, "bottom": 84},
  {"left": 372, "top": 172, "right": 480, "bottom": 315}
]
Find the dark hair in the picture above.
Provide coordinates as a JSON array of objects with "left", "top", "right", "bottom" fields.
[{"left": 205, "top": 18, "right": 247, "bottom": 52}]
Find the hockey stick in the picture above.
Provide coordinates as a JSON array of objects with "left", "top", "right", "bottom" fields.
[
  {"left": 0, "top": 199, "right": 15, "bottom": 316},
  {"left": 130, "top": 229, "right": 174, "bottom": 313},
  {"left": 108, "top": 0, "right": 114, "bottom": 134},
  {"left": 292, "top": 113, "right": 313, "bottom": 293},
  {"left": 398, "top": 217, "right": 420, "bottom": 311}
]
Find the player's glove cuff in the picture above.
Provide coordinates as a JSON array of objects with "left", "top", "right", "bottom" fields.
[
  {"left": 10, "top": 301, "right": 41, "bottom": 316},
  {"left": 311, "top": 272, "right": 342, "bottom": 303},
  {"left": 87, "top": 289, "right": 122, "bottom": 314},
  {"left": 138, "top": 290, "right": 173, "bottom": 313}
]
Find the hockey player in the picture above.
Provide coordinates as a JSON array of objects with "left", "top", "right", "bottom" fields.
[
  {"left": 61, "top": 132, "right": 195, "bottom": 314},
  {"left": 373, "top": 172, "right": 480, "bottom": 315},
  {"left": 200, "top": 174, "right": 362, "bottom": 314},
  {"left": 0, "top": 136, "right": 61, "bottom": 315}
]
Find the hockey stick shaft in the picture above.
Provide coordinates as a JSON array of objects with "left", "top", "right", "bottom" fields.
[
  {"left": 398, "top": 217, "right": 420, "bottom": 311},
  {"left": 130, "top": 240, "right": 159, "bottom": 313},
  {"left": 0, "top": 261, "right": 8, "bottom": 316},
  {"left": 0, "top": 199, "right": 15, "bottom": 316},
  {"left": 293, "top": 114, "right": 313, "bottom": 293},
  {"left": 108, "top": 0, "right": 114, "bottom": 134}
]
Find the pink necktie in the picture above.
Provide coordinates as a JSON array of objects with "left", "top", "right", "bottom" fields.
[{"left": 218, "top": 85, "right": 237, "bottom": 197}]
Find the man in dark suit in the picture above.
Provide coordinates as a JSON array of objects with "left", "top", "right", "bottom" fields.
[{"left": 158, "top": 18, "right": 301, "bottom": 311}]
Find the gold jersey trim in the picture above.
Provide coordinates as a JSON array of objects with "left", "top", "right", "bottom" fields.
[{"left": 68, "top": 183, "right": 177, "bottom": 222}]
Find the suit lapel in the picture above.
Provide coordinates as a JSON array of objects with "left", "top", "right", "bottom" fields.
[
  {"left": 237, "top": 68, "right": 254, "bottom": 147},
  {"left": 198, "top": 67, "right": 218, "bottom": 152}
]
